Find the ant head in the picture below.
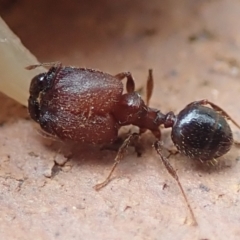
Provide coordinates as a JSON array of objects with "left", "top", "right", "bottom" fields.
[
  {"left": 29, "top": 73, "right": 46, "bottom": 98},
  {"left": 29, "top": 67, "right": 59, "bottom": 98}
]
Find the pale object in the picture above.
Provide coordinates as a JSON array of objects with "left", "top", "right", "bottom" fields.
[{"left": 0, "top": 17, "right": 46, "bottom": 107}]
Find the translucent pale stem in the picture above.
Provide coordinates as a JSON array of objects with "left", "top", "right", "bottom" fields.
[{"left": 0, "top": 17, "right": 46, "bottom": 107}]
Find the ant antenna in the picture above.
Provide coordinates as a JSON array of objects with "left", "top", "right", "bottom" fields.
[
  {"left": 26, "top": 62, "right": 62, "bottom": 70},
  {"left": 146, "top": 69, "right": 153, "bottom": 106}
]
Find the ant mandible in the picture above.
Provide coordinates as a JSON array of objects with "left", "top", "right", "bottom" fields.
[{"left": 26, "top": 62, "right": 240, "bottom": 226}]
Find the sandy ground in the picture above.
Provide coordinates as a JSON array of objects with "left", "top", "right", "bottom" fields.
[{"left": 1, "top": 0, "right": 240, "bottom": 239}]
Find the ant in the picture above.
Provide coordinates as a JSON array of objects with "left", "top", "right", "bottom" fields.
[{"left": 26, "top": 62, "right": 240, "bottom": 226}]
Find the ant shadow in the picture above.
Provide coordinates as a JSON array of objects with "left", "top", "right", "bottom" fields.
[
  {"left": 37, "top": 126, "right": 239, "bottom": 183},
  {"left": 169, "top": 148, "right": 237, "bottom": 176},
  {"left": 38, "top": 128, "right": 151, "bottom": 180},
  {"left": 159, "top": 131, "right": 238, "bottom": 176}
]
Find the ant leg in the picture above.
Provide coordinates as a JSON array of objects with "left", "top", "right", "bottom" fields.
[
  {"left": 114, "top": 72, "right": 135, "bottom": 93},
  {"left": 153, "top": 141, "right": 197, "bottom": 226},
  {"left": 94, "top": 133, "right": 139, "bottom": 191},
  {"left": 146, "top": 69, "right": 153, "bottom": 106},
  {"left": 26, "top": 62, "right": 62, "bottom": 70},
  {"left": 128, "top": 128, "right": 149, "bottom": 157},
  {"left": 101, "top": 127, "right": 144, "bottom": 154},
  {"left": 189, "top": 99, "right": 240, "bottom": 129},
  {"left": 101, "top": 134, "right": 142, "bottom": 156}
]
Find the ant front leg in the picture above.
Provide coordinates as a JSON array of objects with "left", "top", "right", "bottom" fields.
[
  {"left": 94, "top": 133, "right": 139, "bottom": 191},
  {"left": 189, "top": 99, "right": 240, "bottom": 129}
]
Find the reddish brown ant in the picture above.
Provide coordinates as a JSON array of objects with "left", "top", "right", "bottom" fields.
[{"left": 26, "top": 62, "right": 240, "bottom": 226}]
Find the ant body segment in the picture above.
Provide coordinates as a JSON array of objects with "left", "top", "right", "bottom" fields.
[{"left": 27, "top": 62, "right": 240, "bottom": 225}]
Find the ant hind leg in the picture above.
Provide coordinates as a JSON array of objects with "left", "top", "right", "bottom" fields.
[
  {"left": 189, "top": 99, "right": 240, "bottom": 129},
  {"left": 154, "top": 140, "right": 197, "bottom": 226}
]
